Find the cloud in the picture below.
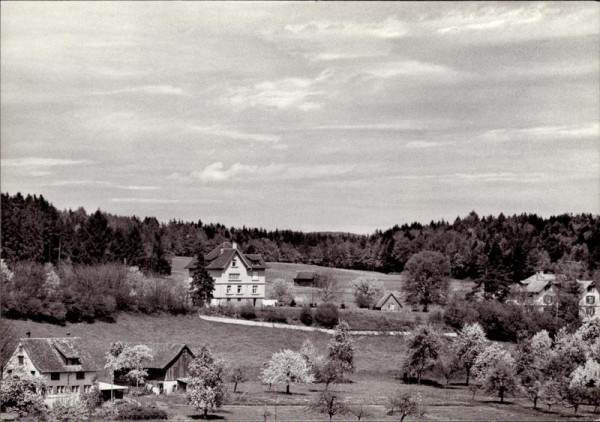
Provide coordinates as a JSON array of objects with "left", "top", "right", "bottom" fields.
[
  {"left": 110, "top": 198, "right": 180, "bottom": 204},
  {"left": 314, "top": 122, "right": 427, "bottom": 131},
  {"left": 284, "top": 17, "right": 407, "bottom": 39},
  {"left": 453, "top": 172, "right": 547, "bottom": 183},
  {"left": 364, "top": 60, "right": 461, "bottom": 79},
  {"left": 49, "top": 181, "right": 159, "bottom": 190},
  {"left": 1, "top": 157, "right": 92, "bottom": 167},
  {"left": 189, "top": 125, "right": 281, "bottom": 143},
  {"left": 480, "top": 123, "right": 600, "bottom": 143},
  {"left": 91, "top": 85, "right": 189, "bottom": 97},
  {"left": 225, "top": 71, "right": 331, "bottom": 110},
  {"left": 405, "top": 141, "right": 441, "bottom": 149},
  {"left": 192, "top": 162, "right": 283, "bottom": 182}
]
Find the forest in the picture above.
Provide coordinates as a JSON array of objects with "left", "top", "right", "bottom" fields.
[{"left": 2, "top": 192, "right": 598, "bottom": 281}]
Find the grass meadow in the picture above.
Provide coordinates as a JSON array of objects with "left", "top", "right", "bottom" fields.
[{"left": 6, "top": 313, "right": 597, "bottom": 420}]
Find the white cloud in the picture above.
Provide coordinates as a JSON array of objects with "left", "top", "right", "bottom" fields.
[
  {"left": 1, "top": 157, "right": 92, "bottom": 167},
  {"left": 284, "top": 17, "right": 407, "bottom": 39},
  {"left": 92, "top": 85, "right": 189, "bottom": 97},
  {"left": 480, "top": 123, "right": 600, "bottom": 142},
  {"left": 405, "top": 141, "right": 441, "bottom": 149},
  {"left": 49, "top": 180, "right": 159, "bottom": 190},
  {"left": 189, "top": 125, "right": 281, "bottom": 143},
  {"left": 365, "top": 60, "right": 461, "bottom": 79},
  {"left": 110, "top": 198, "right": 180, "bottom": 203},
  {"left": 193, "top": 162, "right": 283, "bottom": 182},
  {"left": 454, "top": 172, "right": 547, "bottom": 183},
  {"left": 225, "top": 71, "right": 331, "bottom": 110}
]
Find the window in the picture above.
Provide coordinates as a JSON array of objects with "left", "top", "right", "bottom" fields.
[
  {"left": 226, "top": 285, "right": 232, "bottom": 295},
  {"left": 51, "top": 373, "right": 60, "bottom": 381},
  {"left": 543, "top": 295, "right": 554, "bottom": 305},
  {"left": 232, "top": 258, "right": 238, "bottom": 267},
  {"left": 586, "top": 295, "right": 596, "bottom": 305},
  {"left": 71, "top": 386, "right": 79, "bottom": 393},
  {"left": 586, "top": 307, "right": 595, "bottom": 317},
  {"left": 83, "top": 385, "right": 91, "bottom": 393},
  {"left": 57, "top": 386, "right": 65, "bottom": 394},
  {"left": 252, "top": 271, "right": 258, "bottom": 280},
  {"left": 76, "top": 372, "right": 85, "bottom": 380},
  {"left": 48, "top": 386, "right": 54, "bottom": 395},
  {"left": 237, "top": 298, "right": 242, "bottom": 302},
  {"left": 226, "top": 298, "right": 231, "bottom": 302},
  {"left": 7, "top": 369, "right": 12, "bottom": 375},
  {"left": 68, "top": 358, "right": 80, "bottom": 365},
  {"left": 229, "top": 273, "right": 240, "bottom": 281},
  {"left": 252, "top": 285, "right": 258, "bottom": 295},
  {"left": 31, "top": 371, "right": 36, "bottom": 376},
  {"left": 18, "top": 356, "right": 24, "bottom": 365},
  {"left": 237, "top": 285, "right": 242, "bottom": 294}
]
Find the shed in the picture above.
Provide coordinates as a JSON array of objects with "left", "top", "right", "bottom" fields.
[
  {"left": 374, "top": 292, "right": 403, "bottom": 311},
  {"left": 294, "top": 271, "right": 316, "bottom": 286}
]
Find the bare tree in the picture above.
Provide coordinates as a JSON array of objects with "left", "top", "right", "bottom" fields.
[
  {"left": 308, "top": 390, "right": 348, "bottom": 421},
  {"left": 317, "top": 274, "right": 342, "bottom": 303},
  {"left": 347, "top": 403, "right": 371, "bottom": 421}
]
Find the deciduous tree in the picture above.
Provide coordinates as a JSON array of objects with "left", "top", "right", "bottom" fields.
[
  {"left": 454, "top": 322, "right": 487, "bottom": 386},
  {"left": 403, "top": 251, "right": 451, "bottom": 311},
  {"left": 327, "top": 321, "right": 354, "bottom": 376},
  {"left": 187, "top": 346, "right": 226, "bottom": 418},
  {"left": 352, "top": 278, "right": 383, "bottom": 309},
  {"left": 473, "top": 344, "right": 518, "bottom": 403},
  {"left": 261, "top": 350, "right": 314, "bottom": 394},
  {"left": 403, "top": 325, "right": 441, "bottom": 384}
]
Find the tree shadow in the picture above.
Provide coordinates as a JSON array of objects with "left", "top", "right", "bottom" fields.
[{"left": 188, "top": 410, "right": 230, "bottom": 420}]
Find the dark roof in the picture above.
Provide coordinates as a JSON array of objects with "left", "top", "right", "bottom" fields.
[
  {"left": 577, "top": 279, "right": 595, "bottom": 292},
  {"left": 185, "top": 242, "right": 266, "bottom": 271},
  {"left": 126, "top": 343, "right": 194, "bottom": 369},
  {"left": 294, "top": 271, "right": 316, "bottom": 280},
  {"left": 374, "top": 292, "right": 402, "bottom": 309},
  {"left": 520, "top": 272, "right": 555, "bottom": 285},
  {"left": 19, "top": 338, "right": 99, "bottom": 373}
]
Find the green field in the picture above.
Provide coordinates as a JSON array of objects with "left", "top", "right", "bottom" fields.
[{"left": 6, "top": 314, "right": 595, "bottom": 420}]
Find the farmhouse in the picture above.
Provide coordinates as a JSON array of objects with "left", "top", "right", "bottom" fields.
[
  {"left": 2, "top": 336, "right": 100, "bottom": 398},
  {"left": 185, "top": 242, "right": 267, "bottom": 306},
  {"left": 373, "top": 292, "right": 403, "bottom": 311},
  {"left": 294, "top": 271, "right": 317, "bottom": 286},
  {"left": 115, "top": 343, "right": 195, "bottom": 395},
  {"left": 515, "top": 272, "right": 599, "bottom": 319}
]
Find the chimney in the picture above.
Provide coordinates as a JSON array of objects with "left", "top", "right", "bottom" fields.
[{"left": 26, "top": 331, "right": 31, "bottom": 338}]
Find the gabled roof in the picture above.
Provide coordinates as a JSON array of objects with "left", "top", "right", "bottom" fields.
[
  {"left": 577, "top": 279, "right": 596, "bottom": 292},
  {"left": 524, "top": 278, "right": 555, "bottom": 294},
  {"left": 294, "top": 271, "right": 316, "bottom": 280},
  {"left": 125, "top": 343, "right": 194, "bottom": 369},
  {"left": 18, "top": 338, "right": 99, "bottom": 373},
  {"left": 184, "top": 242, "right": 266, "bottom": 271},
  {"left": 520, "top": 272, "right": 555, "bottom": 285},
  {"left": 374, "top": 292, "right": 402, "bottom": 309}
]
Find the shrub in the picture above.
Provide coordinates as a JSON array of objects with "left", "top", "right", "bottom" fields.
[
  {"left": 300, "top": 306, "right": 313, "bottom": 326},
  {"left": 117, "top": 403, "right": 168, "bottom": 420},
  {"left": 261, "top": 307, "right": 288, "bottom": 323},
  {"left": 315, "top": 303, "right": 339, "bottom": 328},
  {"left": 52, "top": 396, "right": 88, "bottom": 422},
  {"left": 240, "top": 304, "right": 257, "bottom": 320}
]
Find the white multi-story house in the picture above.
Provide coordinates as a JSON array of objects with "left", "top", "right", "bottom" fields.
[
  {"left": 2, "top": 336, "right": 100, "bottom": 399},
  {"left": 186, "top": 242, "right": 267, "bottom": 306}
]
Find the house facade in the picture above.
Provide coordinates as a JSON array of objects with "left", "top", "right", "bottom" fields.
[
  {"left": 2, "top": 337, "right": 99, "bottom": 400},
  {"left": 515, "top": 272, "right": 599, "bottom": 319},
  {"left": 374, "top": 292, "right": 403, "bottom": 311},
  {"left": 186, "top": 242, "right": 267, "bottom": 306}
]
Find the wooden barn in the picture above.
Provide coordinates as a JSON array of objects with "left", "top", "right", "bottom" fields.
[
  {"left": 373, "top": 292, "right": 403, "bottom": 311},
  {"left": 294, "top": 271, "right": 316, "bottom": 286},
  {"left": 116, "top": 343, "right": 195, "bottom": 395}
]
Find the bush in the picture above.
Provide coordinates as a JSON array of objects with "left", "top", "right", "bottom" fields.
[
  {"left": 240, "top": 304, "right": 257, "bottom": 320},
  {"left": 261, "top": 307, "right": 288, "bottom": 323},
  {"left": 117, "top": 403, "right": 168, "bottom": 420},
  {"left": 52, "top": 395, "right": 88, "bottom": 422},
  {"left": 300, "top": 306, "right": 313, "bottom": 326},
  {"left": 315, "top": 303, "right": 339, "bottom": 328}
]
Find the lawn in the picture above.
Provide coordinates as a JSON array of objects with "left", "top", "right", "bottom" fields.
[{"left": 6, "top": 313, "right": 597, "bottom": 420}]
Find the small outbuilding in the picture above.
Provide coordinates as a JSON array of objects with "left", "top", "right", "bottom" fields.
[
  {"left": 373, "top": 292, "right": 403, "bottom": 311},
  {"left": 294, "top": 271, "right": 316, "bottom": 286}
]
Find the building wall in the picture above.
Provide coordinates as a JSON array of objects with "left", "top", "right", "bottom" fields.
[
  {"left": 207, "top": 251, "right": 266, "bottom": 305},
  {"left": 579, "top": 286, "right": 600, "bottom": 319},
  {"left": 381, "top": 297, "right": 402, "bottom": 311}
]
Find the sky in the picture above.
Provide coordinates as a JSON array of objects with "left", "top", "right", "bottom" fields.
[{"left": 1, "top": 2, "right": 599, "bottom": 234}]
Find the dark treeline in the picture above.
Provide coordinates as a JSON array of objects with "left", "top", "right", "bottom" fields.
[{"left": 2, "top": 192, "right": 599, "bottom": 288}]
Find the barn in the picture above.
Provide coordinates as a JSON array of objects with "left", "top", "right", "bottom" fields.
[
  {"left": 373, "top": 292, "right": 403, "bottom": 311},
  {"left": 294, "top": 271, "right": 316, "bottom": 286}
]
